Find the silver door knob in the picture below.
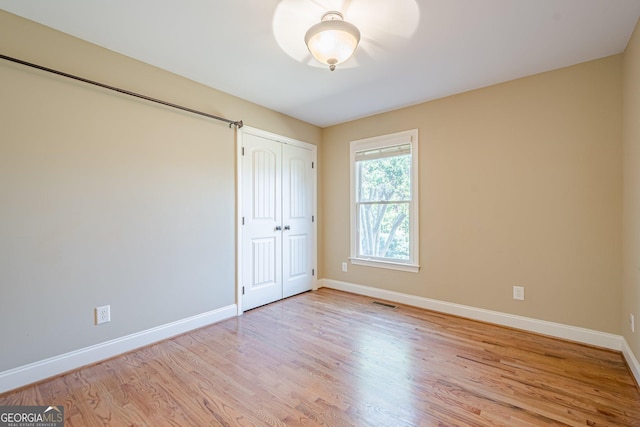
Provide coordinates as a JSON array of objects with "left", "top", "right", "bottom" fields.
[
  {"left": 275, "top": 226, "right": 282, "bottom": 231},
  {"left": 284, "top": 225, "right": 290, "bottom": 230}
]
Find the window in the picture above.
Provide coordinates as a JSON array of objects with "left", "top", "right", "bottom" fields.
[{"left": 350, "top": 129, "right": 419, "bottom": 272}]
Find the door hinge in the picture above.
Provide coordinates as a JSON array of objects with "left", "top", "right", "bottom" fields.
[
  {"left": 242, "top": 286, "right": 245, "bottom": 295},
  {"left": 242, "top": 217, "right": 245, "bottom": 225},
  {"left": 242, "top": 147, "right": 245, "bottom": 156},
  {"left": 312, "top": 161, "right": 314, "bottom": 169},
  {"left": 312, "top": 215, "right": 315, "bottom": 222},
  {"left": 312, "top": 269, "right": 315, "bottom": 276}
]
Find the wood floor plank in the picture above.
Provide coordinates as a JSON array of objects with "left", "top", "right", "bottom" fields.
[{"left": 1, "top": 288, "right": 639, "bottom": 426}]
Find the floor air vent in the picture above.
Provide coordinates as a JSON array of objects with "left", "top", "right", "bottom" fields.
[{"left": 371, "top": 301, "right": 398, "bottom": 309}]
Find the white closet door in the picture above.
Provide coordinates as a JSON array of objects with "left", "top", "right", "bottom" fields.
[
  {"left": 241, "top": 134, "right": 283, "bottom": 311},
  {"left": 282, "top": 143, "right": 314, "bottom": 298},
  {"left": 240, "top": 130, "right": 315, "bottom": 311}
]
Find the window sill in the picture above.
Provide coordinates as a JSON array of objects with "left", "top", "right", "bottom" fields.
[{"left": 350, "top": 257, "right": 420, "bottom": 273}]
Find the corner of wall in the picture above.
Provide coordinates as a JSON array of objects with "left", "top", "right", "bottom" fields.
[{"left": 622, "top": 16, "right": 640, "bottom": 374}]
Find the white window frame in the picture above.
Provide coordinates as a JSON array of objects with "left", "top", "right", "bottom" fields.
[{"left": 349, "top": 129, "right": 420, "bottom": 273}]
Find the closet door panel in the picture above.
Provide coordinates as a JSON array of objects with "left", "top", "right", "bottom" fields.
[
  {"left": 282, "top": 143, "right": 314, "bottom": 298},
  {"left": 241, "top": 134, "right": 282, "bottom": 311}
]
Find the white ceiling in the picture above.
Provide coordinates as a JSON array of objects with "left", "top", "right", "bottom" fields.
[{"left": 2, "top": 0, "right": 640, "bottom": 128}]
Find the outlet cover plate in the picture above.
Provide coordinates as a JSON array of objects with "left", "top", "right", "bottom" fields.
[
  {"left": 95, "top": 305, "right": 111, "bottom": 325},
  {"left": 513, "top": 286, "right": 525, "bottom": 301}
]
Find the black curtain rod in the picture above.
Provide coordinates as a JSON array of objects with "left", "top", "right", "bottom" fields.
[{"left": 0, "top": 53, "right": 243, "bottom": 129}]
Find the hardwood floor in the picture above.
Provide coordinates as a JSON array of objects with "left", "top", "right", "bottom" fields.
[{"left": 1, "top": 288, "right": 639, "bottom": 426}]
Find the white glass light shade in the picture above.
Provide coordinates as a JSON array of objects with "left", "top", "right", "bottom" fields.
[{"left": 304, "top": 12, "right": 360, "bottom": 71}]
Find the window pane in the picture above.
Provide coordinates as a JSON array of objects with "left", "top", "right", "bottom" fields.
[
  {"left": 358, "top": 202, "right": 410, "bottom": 261},
  {"left": 357, "top": 154, "right": 411, "bottom": 202}
]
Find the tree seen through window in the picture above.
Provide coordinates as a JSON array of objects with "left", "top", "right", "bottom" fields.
[{"left": 356, "top": 147, "right": 411, "bottom": 261}]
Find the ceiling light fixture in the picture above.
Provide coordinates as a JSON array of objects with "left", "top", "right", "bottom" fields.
[{"left": 304, "top": 11, "right": 361, "bottom": 71}]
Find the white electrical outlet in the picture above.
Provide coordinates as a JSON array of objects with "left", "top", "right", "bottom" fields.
[
  {"left": 513, "top": 286, "right": 525, "bottom": 301},
  {"left": 342, "top": 262, "right": 348, "bottom": 272},
  {"left": 631, "top": 313, "right": 635, "bottom": 333},
  {"left": 95, "top": 305, "right": 111, "bottom": 325}
]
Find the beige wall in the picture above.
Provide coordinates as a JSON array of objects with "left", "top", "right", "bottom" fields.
[
  {"left": 623, "top": 18, "right": 640, "bottom": 360},
  {"left": 322, "top": 55, "right": 623, "bottom": 334},
  {"left": 0, "top": 10, "right": 320, "bottom": 372}
]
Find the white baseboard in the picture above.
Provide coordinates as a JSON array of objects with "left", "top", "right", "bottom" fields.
[
  {"left": 319, "top": 279, "right": 624, "bottom": 350},
  {"left": 0, "top": 304, "right": 237, "bottom": 394},
  {"left": 622, "top": 338, "right": 640, "bottom": 386}
]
